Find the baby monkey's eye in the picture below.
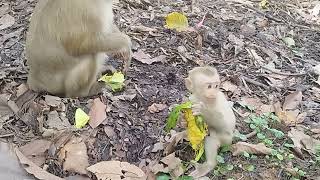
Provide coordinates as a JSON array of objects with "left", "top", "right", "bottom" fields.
[
  {"left": 214, "top": 84, "right": 219, "bottom": 88},
  {"left": 208, "top": 84, "right": 212, "bottom": 89}
]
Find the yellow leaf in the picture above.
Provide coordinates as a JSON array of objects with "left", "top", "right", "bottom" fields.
[
  {"left": 184, "top": 109, "right": 207, "bottom": 161},
  {"left": 75, "top": 108, "right": 90, "bottom": 129},
  {"left": 165, "top": 12, "right": 189, "bottom": 32},
  {"left": 259, "top": 0, "right": 269, "bottom": 9},
  {"left": 98, "top": 72, "right": 125, "bottom": 92}
]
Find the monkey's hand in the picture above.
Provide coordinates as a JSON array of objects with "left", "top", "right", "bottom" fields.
[{"left": 191, "top": 102, "right": 205, "bottom": 116}]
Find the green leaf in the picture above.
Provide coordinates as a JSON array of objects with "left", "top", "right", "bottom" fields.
[
  {"left": 297, "top": 170, "right": 306, "bottom": 176},
  {"left": 276, "top": 154, "right": 284, "bottom": 161},
  {"left": 264, "top": 139, "right": 273, "bottom": 146},
  {"left": 75, "top": 108, "right": 90, "bottom": 129},
  {"left": 216, "top": 155, "right": 225, "bottom": 164},
  {"left": 257, "top": 133, "right": 266, "bottom": 139},
  {"left": 288, "top": 154, "right": 295, "bottom": 159},
  {"left": 165, "top": 101, "right": 192, "bottom": 132},
  {"left": 99, "top": 72, "right": 125, "bottom": 92},
  {"left": 268, "top": 128, "right": 284, "bottom": 138},
  {"left": 243, "top": 151, "right": 250, "bottom": 158},
  {"left": 220, "top": 145, "right": 231, "bottom": 153},
  {"left": 282, "top": 37, "right": 295, "bottom": 47},
  {"left": 234, "top": 131, "right": 247, "bottom": 141},
  {"left": 226, "top": 164, "right": 234, "bottom": 171},
  {"left": 284, "top": 143, "right": 295, "bottom": 148},
  {"left": 246, "top": 165, "right": 255, "bottom": 172},
  {"left": 251, "top": 155, "right": 257, "bottom": 159},
  {"left": 249, "top": 124, "right": 257, "bottom": 130},
  {"left": 156, "top": 173, "right": 170, "bottom": 180},
  {"left": 177, "top": 176, "right": 193, "bottom": 180},
  {"left": 271, "top": 149, "right": 278, "bottom": 156}
]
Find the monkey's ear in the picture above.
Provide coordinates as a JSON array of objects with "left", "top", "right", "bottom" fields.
[{"left": 185, "top": 78, "right": 193, "bottom": 91}]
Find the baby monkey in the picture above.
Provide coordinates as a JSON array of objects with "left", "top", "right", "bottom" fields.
[
  {"left": 185, "top": 66, "right": 236, "bottom": 178},
  {"left": 26, "top": 0, "right": 132, "bottom": 98}
]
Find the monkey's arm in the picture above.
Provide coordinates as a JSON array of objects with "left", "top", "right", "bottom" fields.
[{"left": 63, "top": 32, "right": 131, "bottom": 56}]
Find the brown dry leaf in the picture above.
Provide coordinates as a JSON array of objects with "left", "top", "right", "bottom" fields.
[
  {"left": 87, "top": 161, "right": 146, "bottom": 180},
  {"left": 0, "top": 14, "right": 15, "bottom": 30},
  {"left": 58, "top": 137, "right": 89, "bottom": 175},
  {"left": 283, "top": 91, "right": 303, "bottom": 110},
  {"left": 44, "top": 95, "right": 62, "bottom": 107},
  {"left": 16, "top": 84, "right": 29, "bottom": 97},
  {"left": 19, "top": 139, "right": 51, "bottom": 166},
  {"left": 15, "top": 147, "right": 63, "bottom": 180},
  {"left": 89, "top": 98, "right": 107, "bottom": 129},
  {"left": 131, "top": 25, "right": 157, "bottom": 32},
  {"left": 0, "top": 94, "right": 13, "bottom": 119},
  {"left": 288, "top": 128, "right": 320, "bottom": 155},
  {"left": 238, "top": 97, "right": 274, "bottom": 114},
  {"left": 133, "top": 50, "right": 166, "bottom": 65},
  {"left": 160, "top": 153, "right": 184, "bottom": 178},
  {"left": 231, "top": 142, "right": 273, "bottom": 156},
  {"left": 164, "top": 130, "right": 187, "bottom": 155},
  {"left": 221, "top": 81, "right": 238, "bottom": 93},
  {"left": 274, "top": 102, "right": 304, "bottom": 125},
  {"left": 47, "top": 111, "right": 71, "bottom": 130},
  {"left": 151, "top": 142, "right": 164, "bottom": 153},
  {"left": 104, "top": 126, "right": 116, "bottom": 138},
  {"left": 147, "top": 103, "right": 167, "bottom": 113}
]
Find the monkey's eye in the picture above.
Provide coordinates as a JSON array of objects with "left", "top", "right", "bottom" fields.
[
  {"left": 214, "top": 84, "right": 219, "bottom": 88},
  {"left": 208, "top": 84, "right": 212, "bottom": 89}
]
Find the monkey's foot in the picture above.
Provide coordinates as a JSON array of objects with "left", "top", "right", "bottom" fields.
[{"left": 189, "top": 163, "right": 214, "bottom": 178}]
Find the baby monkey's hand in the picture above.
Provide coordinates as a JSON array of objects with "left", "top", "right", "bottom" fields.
[{"left": 191, "top": 102, "right": 205, "bottom": 116}]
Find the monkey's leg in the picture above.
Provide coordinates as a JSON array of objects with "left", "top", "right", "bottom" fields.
[
  {"left": 64, "top": 59, "right": 100, "bottom": 97},
  {"left": 189, "top": 130, "right": 220, "bottom": 178}
]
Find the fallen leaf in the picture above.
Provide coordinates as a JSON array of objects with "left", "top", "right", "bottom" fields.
[
  {"left": 283, "top": 91, "right": 302, "bottom": 110},
  {"left": 19, "top": 139, "right": 51, "bottom": 166},
  {"left": 148, "top": 103, "right": 167, "bottom": 113},
  {"left": 221, "top": 81, "right": 238, "bottom": 93},
  {"left": 15, "top": 148, "right": 63, "bottom": 180},
  {"left": 89, "top": 98, "right": 107, "bottom": 129},
  {"left": 133, "top": 50, "right": 166, "bottom": 65},
  {"left": 151, "top": 142, "right": 164, "bottom": 153},
  {"left": 47, "top": 111, "right": 71, "bottom": 130},
  {"left": 0, "top": 14, "right": 15, "bottom": 30},
  {"left": 282, "top": 37, "right": 295, "bottom": 47},
  {"left": 165, "top": 12, "right": 189, "bottom": 32},
  {"left": 164, "top": 130, "right": 187, "bottom": 155},
  {"left": 16, "top": 84, "right": 29, "bottom": 97},
  {"left": 75, "top": 108, "right": 90, "bottom": 129},
  {"left": 131, "top": 25, "right": 157, "bottom": 32},
  {"left": 288, "top": 128, "right": 320, "bottom": 155},
  {"left": 104, "top": 126, "right": 116, "bottom": 138},
  {"left": 0, "top": 94, "right": 13, "bottom": 119},
  {"left": 87, "top": 161, "right": 146, "bottom": 180},
  {"left": 160, "top": 153, "right": 184, "bottom": 178},
  {"left": 99, "top": 72, "right": 125, "bottom": 92},
  {"left": 44, "top": 95, "right": 62, "bottom": 107},
  {"left": 231, "top": 142, "right": 273, "bottom": 156},
  {"left": 58, "top": 137, "right": 89, "bottom": 175}
]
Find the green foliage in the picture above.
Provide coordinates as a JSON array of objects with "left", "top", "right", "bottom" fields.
[
  {"left": 165, "top": 101, "right": 192, "bottom": 132},
  {"left": 177, "top": 176, "right": 193, "bottom": 180},
  {"left": 234, "top": 131, "right": 247, "bottom": 141},
  {"left": 156, "top": 173, "right": 170, "bottom": 180},
  {"left": 245, "top": 164, "right": 255, "bottom": 172}
]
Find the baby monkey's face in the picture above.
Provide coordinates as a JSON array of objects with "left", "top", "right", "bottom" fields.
[{"left": 193, "top": 73, "right": 220, "bottom": 103}]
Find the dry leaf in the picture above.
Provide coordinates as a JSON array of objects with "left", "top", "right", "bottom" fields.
[
  {"left": 131, "top": 25, "right": 157, "bottom": 32},
  {"left": 47, "top": 111, "right": 71, "bottom": 130},
  {"left": 221, "top": 81, "right": 238, "bottom": 93},
  {"left": 151, "top": 142, "right": 164, "bottom": 153},
  {"left": 58, "top": 137, "right": 89, "bottom": 175},
  {"left": 133, "top": 50, "right": 166, "bottom": 65},
  {"left": 15, "top": 148, "right": 63, "bottom": 180},
  {"left": 87, "top": 161, "right": 146, "bottom": 180},
  {"left": 288, "top": 128, "right": 320, "bottom": 155},
  {"left": 164, "top": 131, "right": 187, "bottom": 155},
  {"left": 19, "top": 139, "right": 51, "bottom": 166},
  {"left": 44, "top": 95, "right": 62, "bottom": 107},
  {"left": 231, "top": 142, "right": 273, "bottom": 156},
  {"left": 147, "top": 103, "right": 167, "bottom": 113},
  {"left": 0, "top": 94, "right": 13, "bottom": 119},
  {"left": 283, "top": 91, "right": 302, "bottom": 110},
  {"left": 104, "top": 126, "right": 116, "bottom": 138},
  {"left": 89, "top": 98, "right": 107, "bottom": 129},
  {"left": 160, "top": 153, "right": 184, "bottom": 178},
  {"left": 16, "top": 84, "right": 29, "bottom": 97},
  {"left": 0, "top": 14, "right": 15, "bottom": 30}
]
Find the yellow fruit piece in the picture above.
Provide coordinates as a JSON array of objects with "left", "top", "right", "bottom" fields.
[
  {"left": 75, "top": 108, "right": 90, "bottom": 129},
  {"left": 184, "top": 109, "right": 207, "bottom": 161},
  {"left": 165, "top": 12, "right": 189, "bottom": 32}
]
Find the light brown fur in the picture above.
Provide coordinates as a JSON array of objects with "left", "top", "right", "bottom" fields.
[
  {"left": 185, "top": 66, "right": 236, "bottom": 178},
  {"left": 26, "top": 0, "right": 132, "bottom": 98}
]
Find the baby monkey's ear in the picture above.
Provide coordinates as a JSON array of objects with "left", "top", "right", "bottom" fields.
[{"left": 185, "top": 77, "right": 193, "bottom": 91}]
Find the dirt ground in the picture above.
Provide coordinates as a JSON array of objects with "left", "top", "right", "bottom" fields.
[{"left": 0, "top": 0, "right": 320, "bottom": 179}]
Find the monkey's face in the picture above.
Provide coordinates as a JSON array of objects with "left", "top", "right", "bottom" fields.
[{"left": 193, "top": 74, "right": 220, "bottom": 103}]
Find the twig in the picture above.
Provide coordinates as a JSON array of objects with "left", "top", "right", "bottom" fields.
[
  {"left": 241, "top": 76, "right": 269, "bottom": 89},
  {"left": 240, "top": 77, "right": 252, "bottom": 94},
  {"left": 245, "top": 5, "right": 282, "bottom": 23},
  {"left": 0, "top": 133, "right": 14, "bottom": 138},
  {"left": 245, "top": 130, "right": 257, "bottom": 139},
  {"left": 261, "top": 66, "right": 306, "bottom": 76}
]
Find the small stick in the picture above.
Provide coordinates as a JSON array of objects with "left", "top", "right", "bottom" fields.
[
  {"left": 241, "top": 76, "right": 269, "bottom": 89},
  {"left": 261, "top": 66, "right": 306, "bottom": 76}
]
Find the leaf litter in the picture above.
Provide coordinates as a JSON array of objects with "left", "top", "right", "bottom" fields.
[{"left": 1, "top": 0, "right": 320, "bottom": 179}]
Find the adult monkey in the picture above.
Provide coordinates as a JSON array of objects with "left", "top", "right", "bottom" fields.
[{"left": 26, "top": 0, "right": 132, "bottom": 98}]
